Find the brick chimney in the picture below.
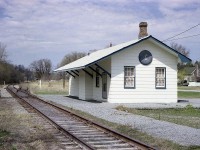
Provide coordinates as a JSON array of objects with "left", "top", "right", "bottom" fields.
[{"left": 138, "top": 22, "right": 148, "bottom": 39}]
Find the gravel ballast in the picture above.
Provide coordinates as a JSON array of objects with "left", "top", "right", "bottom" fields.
[{"left": 40, "top": 95, "right": 200, "bottom": 146}]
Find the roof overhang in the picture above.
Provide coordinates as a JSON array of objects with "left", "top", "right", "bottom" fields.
[
  {"left": 54, "top": 66, "right": 85, "bottom": 72},
  {"left": 149, "top": 36, "right": 191, "bottom": 63}
]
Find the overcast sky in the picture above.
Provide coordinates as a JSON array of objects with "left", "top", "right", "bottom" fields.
[{"left": 0, "top": 0, "right": 200, "bottom": 68}]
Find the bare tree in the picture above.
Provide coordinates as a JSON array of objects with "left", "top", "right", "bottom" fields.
[
  {"left": 59, "top": 45, "right": 113, "bottom": 68},
  {"left": 59, "top": 52, "right": 86, "bottom": 67},
  {"left": 0, "top": 42, "right": 7, "bottom": 62},
  {"left": 58, "top": 51, "right": 86, "bottom": 88},
  {"left": 171, "top": 42, "right": 190, "bottom": 57},
  {"left": 30, "top": 59, "right": 52, "bottom": 80}
]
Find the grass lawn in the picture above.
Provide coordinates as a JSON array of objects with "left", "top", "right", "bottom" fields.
[
  {"left": 0, "top": 95, "right": 56, "bottom": 149},
  {"left": 116, "top": 105, "right": 200, "bottom": 129},
  {"left": 178, "top": 86, "right": 200, "bottom": 90},
  {"left": 49, "top": 101, "right": 200, "bottom": 150},
  {"left": 178, "top": 86, "right": 200, "bottom": 98},
  {"left": 20, "top": 80, "right": 68, "bottom": 95},
  {"left": 178, "top": 91, "right": 200, "bottom": 98}
]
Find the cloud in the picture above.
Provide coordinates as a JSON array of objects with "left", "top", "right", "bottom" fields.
[{"left": 0, "top": 0, "right": 199, "bottom": 67}]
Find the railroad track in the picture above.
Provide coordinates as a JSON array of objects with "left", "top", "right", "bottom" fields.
[
  {"left": 7, "top": 85, "right": 157, "bottom": 150},
  {"left": 12, "top": 92, "right": 83, "bottom": 150}
]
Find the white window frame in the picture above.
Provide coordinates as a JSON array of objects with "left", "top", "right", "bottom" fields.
[
  {"left": 124, "top": 66, "right": 135, "bottom": 88},
  {"left": 155, "top": 67, "right": 166, "bottom": 89}
]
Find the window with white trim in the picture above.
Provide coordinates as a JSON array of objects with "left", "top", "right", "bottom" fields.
[
  {"left": 124, "top": 66, "right": 135, "bottom": 88},
  {"left": 155, "top": 67, "right": 166, "bottom": 88}
]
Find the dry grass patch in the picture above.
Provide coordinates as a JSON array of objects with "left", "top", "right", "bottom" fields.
[
  {"left": 20, "top": 80, "right": 68, "bottom": 95},
  {"left": 0, "top": 97, "right": 57, "bottom": 150}
]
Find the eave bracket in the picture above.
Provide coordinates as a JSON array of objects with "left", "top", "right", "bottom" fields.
[
  {"left": 83, "top": 69, "right": 93, "bottom": 78},
  {"left": 95, "top": 63, "right": 111, "bottom": 77}
]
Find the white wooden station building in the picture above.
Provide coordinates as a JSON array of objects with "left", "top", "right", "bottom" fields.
[{"left": 55, "top": 22, "right": 191, "bottom": 103}]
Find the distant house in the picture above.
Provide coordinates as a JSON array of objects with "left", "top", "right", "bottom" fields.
[
  {"left": 184, "top": 67, "right": 196, "bottom": 82},
  {"left": 184, "top": 64, "right": 200, "bottom": 86},
  {"left": 55, "top": 22, "right": 191, "bottom": 103}
]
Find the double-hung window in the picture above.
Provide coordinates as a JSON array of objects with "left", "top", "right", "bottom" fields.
[
  {"left": 155, "top": 67, "right": 166, "bottom": 89},
  {"left": 124, "top": 66, "right": 135, "bottom": 88}
]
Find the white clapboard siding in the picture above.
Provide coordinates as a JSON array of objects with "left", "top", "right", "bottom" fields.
[
  {"left": 69, "top": 58, "right": 111, "bottom": 101},
  {"left": 77, "top": 69, "right": 93, "bottom": 100},
  {"left": 109, "top": 94, "right": 177, "bottom": 99},
  {"left": 92, "top": 74, "right": 103, "bottom": 100},
  {"left": 85, "top": 69, "right": 93, "bottom": 100},
  {"left": 69, "top": 76, "right": 79, "bottom": 97},
  {"left": 108, "top": 40, "right": 178, "bottom": 103},
  {"left": 92, "top": 58, "right": 111, "bottom": 101},
  {"left": 78, "top": 70, "right": 86, "bottom": 100}
]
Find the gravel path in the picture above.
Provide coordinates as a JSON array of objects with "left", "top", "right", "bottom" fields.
[
  {"left": 40, "top": 95, "right": 200, "bottom": 146},
  {"left": 0, "top": 87, "right": 12, "bottom": 98},
  {"left": 0, "top": 87, "right": 31, "bottom": 115}
]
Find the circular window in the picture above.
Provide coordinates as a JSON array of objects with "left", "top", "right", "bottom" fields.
[{"left": 138, "top": 50, "right": 153, "bottom": 65}]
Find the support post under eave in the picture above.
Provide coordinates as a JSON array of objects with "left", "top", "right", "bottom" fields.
[
  {"left": 82, "top": 69, "right": 93, "bottom": 78},
  {"left": 66, "top": 71, "right": 75, "bottom": 78},
  {"left": 63, "top": 72, "right": 66, "bottom": 89},
  {"left": 95, "top": 63, "right": 111, "bottom": 77}
]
